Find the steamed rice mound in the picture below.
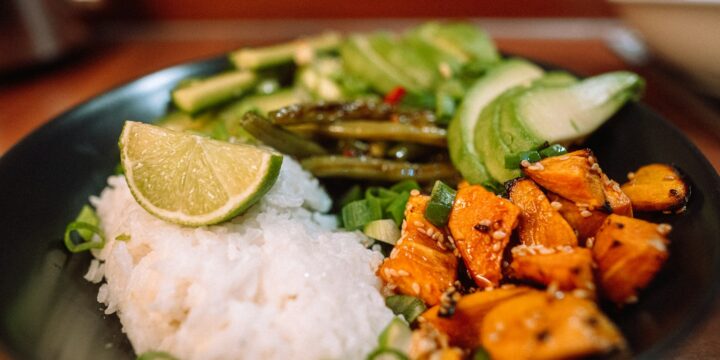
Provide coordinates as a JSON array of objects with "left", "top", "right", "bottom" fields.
[{"left": 86, "top": 158, "right": 393, "bottom": 359}]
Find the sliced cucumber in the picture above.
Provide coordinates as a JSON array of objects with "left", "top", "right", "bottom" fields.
[
  {"left": 515, "top": 71, "right": 644, "bottom": 145},
  {"left": 340, "top": 35, "right": 420, "bottom": 93},
  {"left": 229, "top": 32, "right": 341, "bottom": 70},
  {"left": 447, "top": 59, "right": 544, "bottom": 185},
  {"left": 363, "top": 219, "right": 401, "bottom": 245},
  {"left": 370, "top": 33, "right": 438, "bottom": 91},
  {"left": 171, "top": 71, "right": 256, "bottom": 113}
]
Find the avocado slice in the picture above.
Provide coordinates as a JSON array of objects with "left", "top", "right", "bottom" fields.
[
  {"left": 340, "top": 35, "right": 419, "bottom": 93},
  {"left": 514, "top": 71, "right": 644, "bottom": 145},
  {"left": 369, "top": 33, "right": 439, "bottom": 91},
  {"left": 447, "top": 59, "right": 544, "bottom": 186}
]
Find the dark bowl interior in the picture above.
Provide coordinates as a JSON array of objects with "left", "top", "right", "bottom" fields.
[{"left": 1, "top": 57, "right": 719, "bottom": 360}]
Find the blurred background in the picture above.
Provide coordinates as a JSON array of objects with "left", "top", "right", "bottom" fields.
[{"left": 1, "top": 0, "right": 719, "bottom": 163}]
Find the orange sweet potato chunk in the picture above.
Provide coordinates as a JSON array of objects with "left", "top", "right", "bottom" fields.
[
  {"left": 481, "top": 292, "right": 626, "bottom": 360},
  {"left": 593, "top": 214, "right": 670, "bottom": 304},
  {"left": 602, "top": 174, "right": 633, "bottom": 217},
  {"left": 546, "top": 193, "right": 606, "bottom": 241},
  {"left": 379, "top": 194, "right": 457, "bottom": 305},
  {"left": 621, "top": 163, "right": 689, "bottom": 212},
  {"left": 523, "top": 149, "right": 606, "bottom": 208},
  {"left": 507, "top": 178, "right": 577, "bottom": 247},
  {"left": 421, "top": 287, "right": 532, "bottom": 349},
  {"left": 509, "top": 246, "right": 595, "bottom": 296},
  {"left": 448, "top": 185, "right": 521, "bottom": 288}
]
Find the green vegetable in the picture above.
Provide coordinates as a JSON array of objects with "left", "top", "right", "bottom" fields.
[
  {"left": 366, "top": 348, "right": 409, "bottom": 360},
  {"left": 410, "top": 22, "right": 500, "bottom": 64},
  {"left": 375, "top": 317, "right": 413, "bottom": 357},
  {"left": 302, "top": 121, "right": 446, "bottom": 147},
  {"left": 136, "top": 351, "right": 178, "bottom": 360},
  {"left": 172, "top": 71, "right": 257, "bottom": 113},
  {"left": 385, "top": 295, "right": 427, "bottom": 323},
  {"left": 337, "top": 185, "right": 363, "bottom": 210},
  {"left": 504, "top": 150, "right": 542, "bottom": 169},
  {"left": 369, "top": 32, "right": 438, "bottom": 90},
  {"left": 229, "top": 32, "right": 341, "bottom": 70},
  {"left": 301, "top": 156, "right": 458, "bottom": 182},
  {"left": 341, "top": 35, "right": 419, "bottom": 94},
  {"left": 115, "top": 233, "right": 131, "bottom": 242},
  {"left": 385, "top": 191, "right": 410, "bottom": 225},
  {"left": 64, "top": 205, "right": 104, "bottom": 253},
  {"left": 364, "top": 219, "right": 401, "bottom": 244},
  {"left": 539, "top": 144, "right": 568, "bottom": 158},
  {"left": 425, "top": 180, "right": 457, "bottom": 227},
  {"left": 472, "top": 347, "right": 491, "bottom": 360},
  {"left": 240, "top": 112, "right": 327, "bottom": 158},
  {"left": 447, "top": 59, "right": 544, "bottom": 186},
  {"left": 389, "top": 180, "right": 421, "bottom": 193},
  {"left": 341, "top": 199, "right": 383, "bottom": 231}
]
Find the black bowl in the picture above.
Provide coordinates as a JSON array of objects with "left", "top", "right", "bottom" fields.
[{"left": 1, "top": 57, "right": 719, "bottom": 359}]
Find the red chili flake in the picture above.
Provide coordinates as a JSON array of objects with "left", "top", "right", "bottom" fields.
[{"left": 384, "top": 86, "right": 406, "bottom": 105}]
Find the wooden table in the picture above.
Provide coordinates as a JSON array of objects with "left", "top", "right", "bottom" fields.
[{"left": 1, "top": 31, "right": 719, "bottom": 359}]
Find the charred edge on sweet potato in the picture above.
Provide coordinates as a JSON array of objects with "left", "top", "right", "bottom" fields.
[
  {"left": 621, "top": 163, "right": 690, "bottom": 212},
  {"left": 506, "top": 178, "right": 578, "bottom": 248}
]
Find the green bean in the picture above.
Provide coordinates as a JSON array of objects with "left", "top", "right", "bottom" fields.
[
  {"left": 305, "top": 121, "right": 447, "bottom": 147},
  {"left": 240, "top": 112, "right": 327, "bottom": 158},
  {"left": 269, "top": 101, "right": 436, "bottom": 126},
  {"left": 386, "top": 143, "right": 433, "bottom": 161},
  {"left": 301, "top": 156, "right": 458, "bottom": 182}
]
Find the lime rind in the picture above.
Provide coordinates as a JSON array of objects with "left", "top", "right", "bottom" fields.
[{"left": 119, "top": 121, "right": 283, "bottom": 226}]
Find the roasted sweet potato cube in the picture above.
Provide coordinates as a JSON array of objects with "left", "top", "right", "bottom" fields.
[
  {"left": 510, "top": 246, "right": 595, "bottom": 296},
  {"left": 379, "top": 194, "right": 457, "bottom": 305},
  {"left": 523, "top": 149, "right": 606, "bottom": 208},
  {"left": 602, "top": 174, "right": 633, "bottom": 217},
  {"left": 621, "top": 163, "right": 689, "bottom": 212},
  {"left": 593, "top": 214, "right": 670, "bottom": 304},
  {"left": 481, "top": 292, "right": 626, "bottom": 360},
  {"left": 547, "top": 174, "right": 632, "bottom": 243},
  {"left": 507, "top": 178, "right": 577, "bottom": 247},
  {"left": 421, "top": 287, "right": 532, "bottom": 348},
  {"left": 448, "top": 185, "right": 521, "bottom": 288}
]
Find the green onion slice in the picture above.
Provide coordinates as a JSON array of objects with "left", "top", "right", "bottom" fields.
[
  {"left": 385, "top": 191, "right": 410, "bottom": 226},
  {"left": 341, "top": 199, "right": 382, "bottom": 231},
  {"left": 366, "top": 348, "right": 409, "bottom": 360},
  {"left": 425, "top": 180, "right": 456, "bottom": 227},
  {"left": 385, "top": 295, "right": 427, "bottom": 323},
  {"left": 364, "top": 219, "right": 401, "bottom": 245},
  {"left": 504, "top": 150, "right": 542, "bottom": 169},
  {"left": 64, "top": 222, "right": 104, "bottom": 253},
  {"left": 539, "top": 143, "right": 568, "bottom": 158},
  {"left": 389, "top": 180, "right": 421, "bottom": 193}
]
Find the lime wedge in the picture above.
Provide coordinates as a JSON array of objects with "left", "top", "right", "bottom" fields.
[{"left": 119, "top": 121, "right": 282, "bottom": 226}]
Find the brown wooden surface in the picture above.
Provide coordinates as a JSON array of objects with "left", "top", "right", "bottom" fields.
[{"left": 0, "top": 35, "right": 719, "bottom": 359}]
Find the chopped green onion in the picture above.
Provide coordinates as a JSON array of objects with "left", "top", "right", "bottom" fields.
[
  {"left": 425, "top": 180, "right": 456, "bottom": 227},
  {"left": 504, "top": 150, "right": 542, "bottom": 169},
  {"left": 389, "top": 180, "right": 421, "bottom": 193},
  {"left": 136, "top": 351, "right": 178, "bottom": 360},
  {"left": 341, "top": 199, "right": 382, "bottom": 231},
  {"left": 366, "top": 348, "right": 409, "bottom": 360},
  {"left": 385, "top": 295, "right": 427, "bottom": 323},
  {"left": 364, "top": 219, "right": 401, "bottom": 245},
  {"left": 115, "top": 233, "right": 131, "bottom": 242},
  {"left": 64, "top": 222, "right": 104, "bottom": 253},
  {"left": 64, "top": 205, "right": 105, "bottom": 253},
  {"left": 434, "top": 93, "right": 456, "bottom": 125},
  {"left": 377, "top": 317, "right": 413, "bottom": 354},
  {"left": 337, "top": 185, "right": 363, "bottom": 210},
  {"left": 472, "top": 347, "right": 491, "bottom": 360},
  {"left": 539, "top": 143, "right": 568, "bottom": 158},
  {"left": 385, "top": 191, "right": 410, "bottom": 226}
]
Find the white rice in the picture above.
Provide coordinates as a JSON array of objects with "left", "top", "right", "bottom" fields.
[{"left": 87, "top": 158, "right": 392, "bottom": 360}]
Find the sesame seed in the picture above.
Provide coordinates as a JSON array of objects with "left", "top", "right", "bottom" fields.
[
  {"left": 492, "top": 242, "right": 501, "bottom": 252},
  {"left": 417, "top": 228, "right": 428, "bottom": 235},
  {"left": 586, "top": 237, "right": 595, "bottom": 248},
  {"left": 580, "top": 210, "right": 593, "bottom": 218},
  {"left": 479, "top": 219, "right": 492, "bottom": 226},
  {"left": 585, "top": 282, "right": 596, "bottom": 291},
  {"left": 411, "top": 282, "right": 421, "bottom": 294},
  {"left": 587, "top": 156, "right": 596, "bottom": 164},
  {"left": 627, "top": 172, "right": 635, "bottom": 180},
  {"left": 649, "top": 238, "right": 667, "bottom": 252},
  {"left": 383, "top": 268, "right": 392, "bottom": 277},
  {"left": 547, "top": 281, "right": 559, "bottom": 295},
  {"left": 612, "top": 183, "right": 622, "bottom": 192},
  {"left": 413, "top": 220, "right": 424, "bottom": 227},
  {"left": 657, "top": 223, "right": 672, "bottom": 235},
  {"left": 476, "top": 275, "right": 493, "bottom": 287},
  {"left": 550, "top": 201, "right": 563, "bottom": 210},
  {"left": 398, "top": 270, "right": 410, "bottom": 276},
  {"left": 492, "top": 230, "right": 507, "bottom": 239},
  {"left": 590, "top": 163, "right": 601, "bottom": 172},
  {"left": 528, "top": 163, "right": 544, "bottom": 171},
  {"left": 502, "top": 261, "right": 509, "bottom": 268},
  {"left": 520, "top": 160, "right": 531, "bottom": 168},
  {"left": 625, "top": 295, "right": 638, "bottom": 304},
  {"left": 663, "top": 175, "right": 676, "bottom": 181},
  {"left": 558, "top": 156, "right": 570, "bottom": 161},
  {"left": 426, "top": 227, "right": 435, "bottom": 237},
  {"left": 572, "top": 289, "right": 590, "bottom": 299}
]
